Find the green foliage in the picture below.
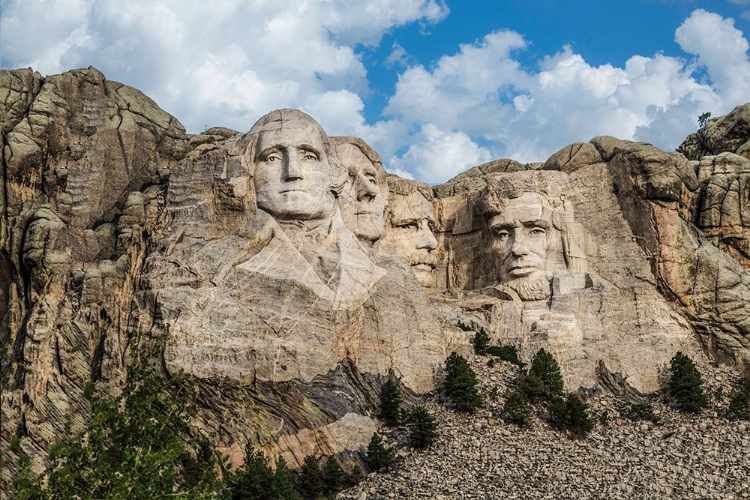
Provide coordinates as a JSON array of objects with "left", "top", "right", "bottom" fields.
[
  {"left": 698, "top": 111, "right": 712, "bottom": 129},
  {"left": 226, "top": 448, "right": 301, "bottom": 500},
  {"left": 366, "top": 433, "right": 396, "bottom": 472},
  {"left": 299, "top": 456, "right": 324, "bottom": 499},
  {"left": 728, "top": 378, "right": 750, "bottom": 420},
  {"left": 472, "top": 327, "right": 490, "bottom": 355},
  {"left": 380, "top": 378, "right": 402, "bottom": 427},
  {"left": 548, "top": 393, "right": 593, "bottom": 439},
  {"left": 322, "top": 456, "right": 344, "bottom": 497},
  {"left": 486, "top": 345, "right": 526, "bottom": 369},
  {"left": 667, "top": 352, "right": 708, "bottom": 412},
  {"left": 502, "top": 390, "right": 531, "bottom": 426},
  {"left": 517, "top": 372, "right": 548, "bottom": 403},
  {"left": 443, "top": 352, "right": 483, "bottom": 411},
  {"left": 13, "top": 352, "right": 221, "bottom": 499},
  {"left": 456, "top": 320, "right": 473, "bottom": 331},
  {"left": 529, "top": 349, "right": 564, "bottom": 399},
  {"left": 487, "top": 358, "right": 495, "bottom": 368},
  {"left": 405, "top": 405, "right": 438, "bottom": 449},
  {"left": 627, "top": 403, "right": 662, "bottom": 425}
]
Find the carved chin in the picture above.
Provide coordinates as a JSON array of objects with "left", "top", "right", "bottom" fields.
[
  {"left": 507, "top": 278, "right": 551, "bottom": 301},
  {"left": 412, "top": 264, "right": 435, "bottom": 287}
]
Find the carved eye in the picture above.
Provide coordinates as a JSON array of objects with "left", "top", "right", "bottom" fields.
[
  {"left": 398, "top": 222, "right": 419, "bottom": 232},
  {"left": 529, "top": 227, "right": 546, "bottom": 237},
  {"left": 494, "top": 229, "right": 510, "bottom": 241},
  {"left": 265, "top": 152, "right": 282, "bottom": 162},
  {"left": 301, "top": 151, "right": 318, "bottom": 161},
  {"left": 365, "top": 174, "right": 377, "bottom": 185}
]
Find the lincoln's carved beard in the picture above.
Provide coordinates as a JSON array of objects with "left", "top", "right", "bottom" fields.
[{"left": 507, "top": 277, "right": 551, "bottom": 301}]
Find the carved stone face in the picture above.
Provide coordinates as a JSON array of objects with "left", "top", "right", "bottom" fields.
[
  {"left": 488, "top": 192, "right": 551, "bottom": 287},
  {"left": 379, "top": 191, "right": 438, "bottom": 287},
  {"left": 336, "top": 142, "right": 386, "bottom": 243},
  {"left": 254, "top": 120, "right": 336, "bottom": 221}
]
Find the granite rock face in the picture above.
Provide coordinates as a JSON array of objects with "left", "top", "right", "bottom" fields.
[{"left": 2, "top": 68, "right": 750, "bottom": 491}]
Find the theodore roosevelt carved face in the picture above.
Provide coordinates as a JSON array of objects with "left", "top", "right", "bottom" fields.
[
  {"left": 378, "top": 183, "right": 438, "bottom": 287},
  {"left": 333, "top": 137, "right": 388, "bottom": 243}
]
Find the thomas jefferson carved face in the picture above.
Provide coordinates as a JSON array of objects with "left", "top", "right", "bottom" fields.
[
  {"left": 253, "top": 114, "right": 337, "bottom": 221},
  {"left": 335, "top": 141, "right": 387, "bottom": 243},
  {"left": 488, "top": 192, "right": 552, "bottom": 299},
  {"left": 379, "top": 191, "right": 438, "bottom": 287}
]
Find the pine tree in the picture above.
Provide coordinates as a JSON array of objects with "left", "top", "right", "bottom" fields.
[
  {"left": 366, "top": 433, "right": 396, "bottom": 471},
  {"left": 405, "top": 405, "right": 438, "bottom": 449},
  {"left": 299, "top": 456, "right": 324, "bottom": 499},
  {"left": 322, "top": 456, "right": 344, "bottom": 496},
  {"left": 529, "top": 348, "right": 564, "bottom": 400},
  {"left": 548, "top": 393, "right": 593, "bottom": 438},
  {"left": 272, "top": 456, "right": 302, "bottom": 500},
  {"left": 380, "top": 378, "right": 402, "bottom": 426},
  {"left": 667, "top": 352, "right": 708, "bottom": 412},
  {"left": 443, "top": 352, "right": 483, "bottom": 411},
  {"left": 472, "top": 327, "right": 490, "bottom": 355},
  {"left": 729, "top": 378, "right": 750, "bottom": 420},
  {"left": 502, "top": 390, "right": 531, "bottom": 426},
  {"left": 228, "top": 448, "right": 276, "bottom": 499}
]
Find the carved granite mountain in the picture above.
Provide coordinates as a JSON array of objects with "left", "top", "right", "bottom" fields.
[{"left": 2, "top": 68, "right": 750, "bottom": 493}]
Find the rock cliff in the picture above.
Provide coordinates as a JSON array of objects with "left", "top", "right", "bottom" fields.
[{"left": 2, "top": 67, "right": 750, "bottom": 492}]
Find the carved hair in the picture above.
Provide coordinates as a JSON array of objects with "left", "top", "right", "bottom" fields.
[
  {"left": 236, "top": 109, "right": 348, "bottom": 196},
  {"left": 331, "top": 136, "right": 389, "bottom": 199}
]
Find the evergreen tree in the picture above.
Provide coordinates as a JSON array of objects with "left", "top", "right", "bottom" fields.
[
  {"left": 486, "top": 344, "right": 526, "bottom": 368},
  {"left": 529, "top": 348, "right": 564, "bottom": 400},
  {"left": 728, "top": 378, "right": 750, "bottom": 420},
  {"left": 272, "top": 456, "right": 302, "bottom": 500},
  {"left": 405, "top": 405, "right": 439, "bottom": 449},
  {"left": 366, "top": 433, "right": 396, "bottom": 472},
  {"left": 322, "top": 456, "right": 344, "bottom": 496},
  {"left": 228, "top": 448, "right": 275, "bottom": 500},
  {"left": 472, "top": 327, "right": 490, "bottom": 355},
  {"left": 667, "top": 352, "right": 708, "bottom": 412},
  {"left": 13, "top": 351, "right": 221, "bottom": 499},
  {"left": 443, "top": 352, "right": 483, "bottom": 411},
  {"left": 380, "top": 378, "right": 402, "bottom": 426},
  {"left": 299, "top": 455, "right": 324, "bottom": 499},
  {"left": 517, "top": 371, "right": 548, "bottom": 403},
  {"left": 502, "top": 390, "right": 531, "bottom": 426},
  {"left": 548, "top": 393, "right": 593, "bottom": 438}
]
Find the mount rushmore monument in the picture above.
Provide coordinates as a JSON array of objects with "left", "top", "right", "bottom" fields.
[{"left": 2, "top": 67, "right": 750, "bottom": 483}]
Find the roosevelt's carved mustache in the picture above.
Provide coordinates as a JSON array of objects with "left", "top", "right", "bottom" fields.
[{"left": 408, "top": 252, "right": 436, "bottom": 267}]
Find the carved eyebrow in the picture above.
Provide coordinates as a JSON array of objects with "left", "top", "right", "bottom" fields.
[
  {"left": 297, "top": 144, "right": 322, "bottom": 157},
  {"left": 394, "top": 217, "right": 419, "bottom": 226},
  {"left": 522, "top": 219, "right": 551, "bottom": 229}
]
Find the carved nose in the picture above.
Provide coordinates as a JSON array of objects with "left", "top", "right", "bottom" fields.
[
  {"left": 417, "top": 223, "right": 438, "bottom": 250},
  {"left": 510, "top": 236, "right": 529, "bottom": 256},
  {"left": 357, "top": 175, "right": 378, "bottom": 201},
  {"left": 283, "top": 154, "right": 303, "bottom": 180}
]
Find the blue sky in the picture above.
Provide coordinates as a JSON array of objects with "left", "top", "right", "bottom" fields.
[{"left": 3, "top": 1, "right": 750, "bottom": 183}]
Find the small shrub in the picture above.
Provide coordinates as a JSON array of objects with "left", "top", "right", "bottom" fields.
[
  {"left": 443, "top": 352, "right": 483, "bottom": 411},
  {"left": 380, "top": 378, "right": 402, "bottom": 426},
  {"left": 487, "top": 358, "right": 495, "bottom": 368},
  {"left": 473, "top": 327, "right": 490, "bottom": 355},
  {"left": 405, "top": 405, "right": 438, "bottom": 449},
  {"left": 486, "top": 345, "right": 526, "bottom": 369},
  {"left": 598, "top": 410, "right": 610, "bottom": 427},
  {"left": 489, "top": 386, "right": 499, "bottom": 399},
  {"left": 366, "top": 433, "right": 396, "bottom": 472},
  {"left": 548, "top": 393, "right": 593, "bottom": 439},
  {"left": 457, "top": 320, "right": 473, "bottom": 331},
  {"left": 728, "top": 378, "right": 750, "bottom": 420},
  {"left": 627, "top": 403, "right": 662, "bottom": 425},
  {"left": 667, "top": 352, "right": 708, "bottom": 412},
  {"left": 503, "top": 390, "right": 531, "bottom": 426}
]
